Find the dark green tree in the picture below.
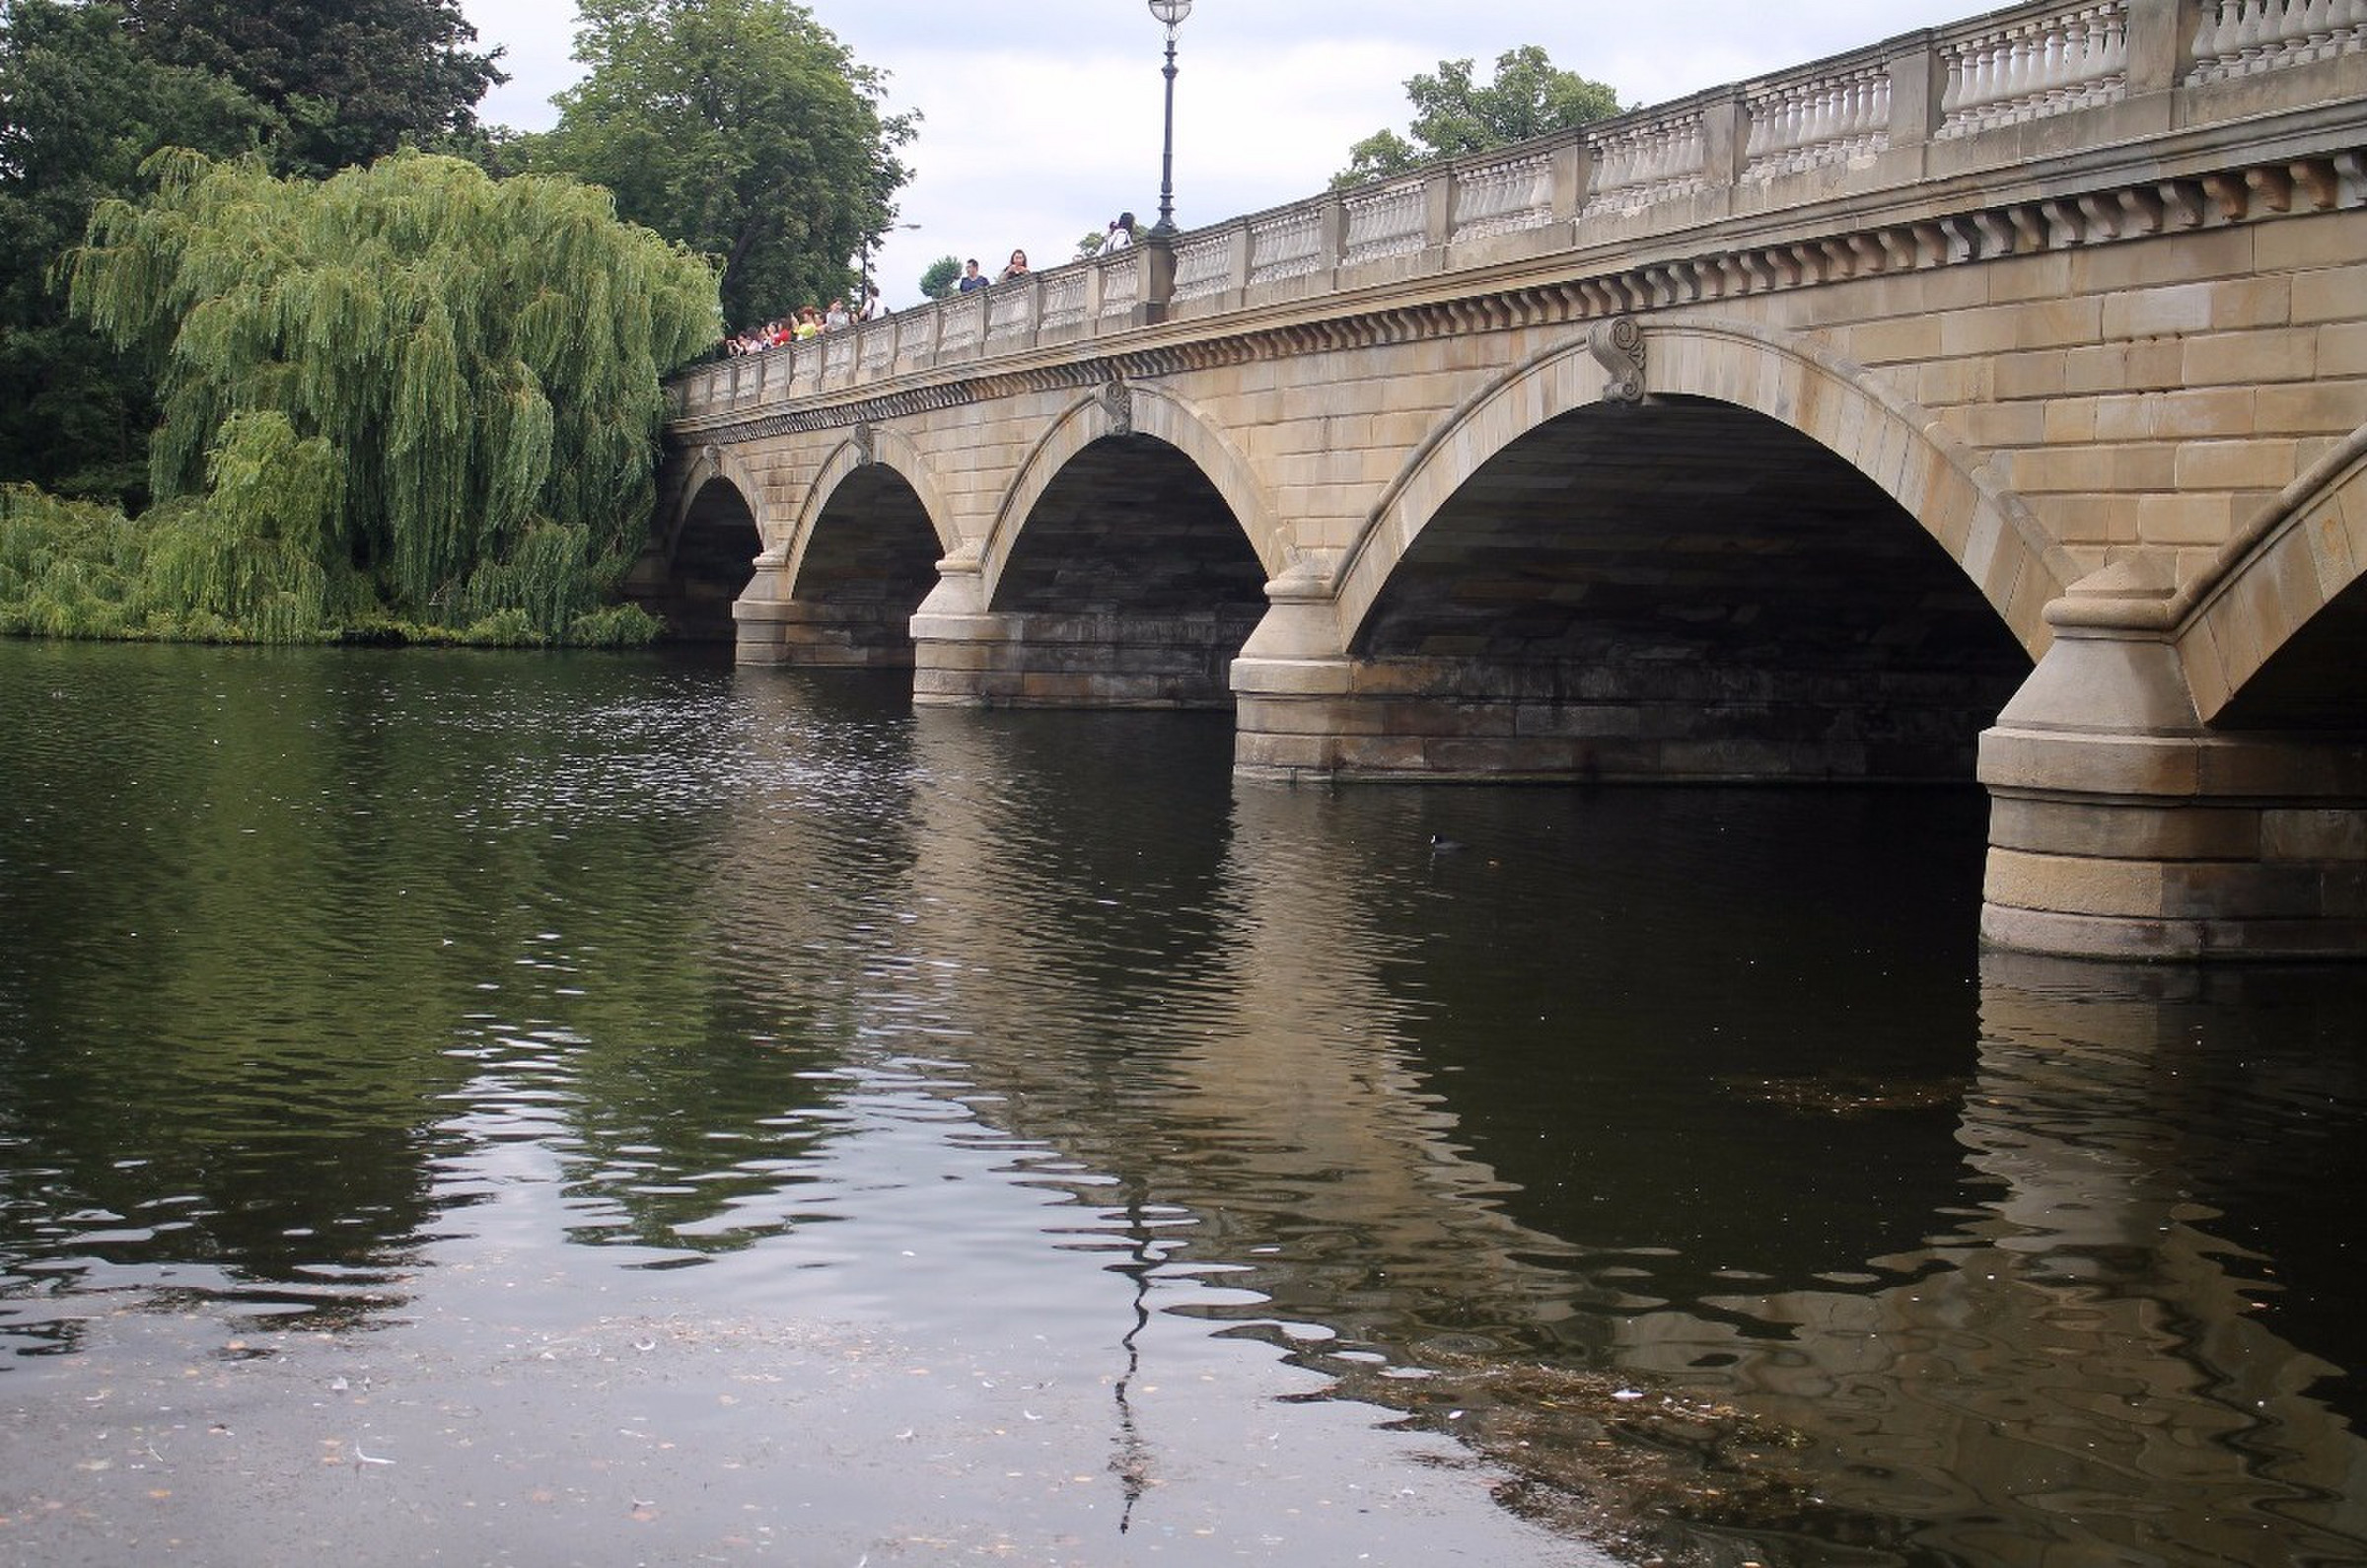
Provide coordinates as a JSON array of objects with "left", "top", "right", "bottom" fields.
[
  {"left": 61, "top": 150, "right": 721, "bottom": 643},
  {"left": 117, "top": 0, "right": 506, "bottom": 178},
  {"left": 917, "top": 253, "right": 961, "bottom": 301},
  {"left": 0, "top": 0, "right": 276, "bottom": 502},
  {"left": 525, "top": 0, "right": 915, "bottom": 331},
  {"left": 1334, "top": 46, "right": 1622, "bottom": 187}
]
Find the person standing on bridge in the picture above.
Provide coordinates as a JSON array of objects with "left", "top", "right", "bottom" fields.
[
  {"left": 998, "top": 249, "right": 1031, "bottom": 284},
  {"left": 957, "top": 258, "right": 988, "bottom": 293}
]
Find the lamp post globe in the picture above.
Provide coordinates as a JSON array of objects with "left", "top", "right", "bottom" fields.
[{"left": 1147, "top": 0, "right": 1191, "bottom": 239}]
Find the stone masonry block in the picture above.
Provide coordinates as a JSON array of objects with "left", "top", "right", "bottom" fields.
[
  {"left": 2262, "top": 809, "right": 2367, "bottom": 862},
  {"left": 2035, "top": 493, "right": 2134, "bottom": 547},
  {"left": 2043, "top": 399, "right": 2099, "bottom": 444},
  {"left": 2208, "top": 276, "right": 2295, "bottom": 332},
  {"left": 1842, "top": 316, "right": 1946, "bottom": 364},
  {"left": 2196, "top": 735, "right": 2367, "bottom": 797},
  {"left": 2133, "top": 490, "right": 2239, "bottom": 547},
  {"left": 2006, "top": 444, "right": 2179, "bottom": 494},
  {"left": 1987, "top": 795, "right": 2261, "bottom": 860},
  {"left": 1917, "top": 357, "right": 1993, "bottom": 406},
  {"left": 2067, "top": 340, "right": 2185, "bottom": 394},
  {"left": 2293, "top": 264, "right": 2367, "bottom": 326},
  {"left": 2159, "top": 860, "right": 2340, "bottom": 919},
  {"left": 1981, "top": 251, "right": 2075, "bottom": 305},
  {"left": 2176, "top": 439, "right": 2300, "bottom": 491},
  {"left": 2072, "top": 228, "right": 2254, "bottom": 293},
  {"left": 2321, "top": 323, "right": 2367, "bottom": 379},
  {"left": 1941, "top": 298, "right": 2104, "bottom": 357},
  {"left": 1984, "top": 845, "right": 2171, "bottom": 918},
  {"left": 2257, "top": 380, "right": 2367, "bottom": 435},
  {"left": 2182, "top": 616, "right": 2235, "bottom": 723},
  {"left": 2183, "top": 328, "right": 2318, "bottom": 387},
  {"left": 2304, "top": 501, "right": 2359, "bottom": 603},
  {"left": 1980, "top": 729, "right": 2203, "bottom": 797},
  {"left": 1978, "top": 903, "right": 2201, "bottom": 961},
  {"left": 1993, "top": 349, "right": 2069, "bottom": 400},
  {"left": 2255, "top": 210, "right": 2367, "bottom": 274},
  {"left": 2101, "top": 281, "right": 2214, "bottom": 339},
  {"left": 2267, "top": 526, "right": 2331, "bottom": 637}
]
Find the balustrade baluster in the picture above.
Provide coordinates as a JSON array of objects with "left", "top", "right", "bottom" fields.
[
  {"left": 2237, "top": 0, "right": 2271, "bottom": 70},
  {"left": 2195, "top": 1, "right": 2236, "bottom": 79},
  {"left": 2038, "top": 19, "right": 2067, "bottom": 103}
]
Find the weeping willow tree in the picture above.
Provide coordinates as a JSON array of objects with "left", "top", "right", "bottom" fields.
[{"left": 62, "top": 148, "right": 720, "bottom": 643}]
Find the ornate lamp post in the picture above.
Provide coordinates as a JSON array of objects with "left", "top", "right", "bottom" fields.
[{"left": 1146, "top": 0, "right": 1192, "bottom": 240}]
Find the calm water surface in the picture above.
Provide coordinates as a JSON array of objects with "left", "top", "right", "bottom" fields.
[{"left": 1, "top": 641, "right": 2362, "bottom": 1566}]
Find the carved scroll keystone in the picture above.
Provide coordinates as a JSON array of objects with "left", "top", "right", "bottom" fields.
[
  {"left": 1099, "top": 379, "right": 1133, "bottom": 436},
  {"left": 851, "top": 421, "right": 876, "bottom": 465},
  {"left": 1588, "top": 316, "right": 1646, "bottom": 404}
]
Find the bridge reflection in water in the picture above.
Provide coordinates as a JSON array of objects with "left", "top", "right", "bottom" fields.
[{"left": 1, "top": 646, "right": 2362, "bottom": 1563}]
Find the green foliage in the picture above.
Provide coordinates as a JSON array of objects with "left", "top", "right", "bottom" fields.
[
  {"left": 525, "top": 0, "right": 916, "bottom": 332},
  {"left": 1073, "top": 231, "right": 1106, "bottom": 261},
  {"left": 1334, "top": 46, "right": 1622, "bottom": 187},
  {"left": 116, "top": 0, "right": 505, "bottom": 178},
  {"left": 53, "top": 149, "right": 719, "bottom": 644},
  {"left": 917, "top": 253, "right": 962, "bottom": 302},
  {"left": 131, "top": 410, "right": 372, "bottom": 642},
  {"left": 0, "top": 0, "right": 279, "bottom": 504},
  {"left": 0, "top": 485, "right": 145, "bottom": 637}
]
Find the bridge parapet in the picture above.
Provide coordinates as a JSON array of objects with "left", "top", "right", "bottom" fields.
[{"left": 667, "top": 0, "right": 2366, "bottom": 423}]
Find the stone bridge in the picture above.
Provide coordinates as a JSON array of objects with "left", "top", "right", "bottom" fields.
[{"left": 649, "top": 0, "right": 2367, "bottom": 962}]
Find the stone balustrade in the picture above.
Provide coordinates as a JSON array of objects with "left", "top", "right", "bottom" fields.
[
  {"left": 668, "top": 0, "right": 2367, "bottom": 420},
  {"left": 2188, "top": 0, "right": 2367, "bottom": 83}
]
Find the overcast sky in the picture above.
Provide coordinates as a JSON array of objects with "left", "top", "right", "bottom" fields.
[{"left": 457, "top": 0, "right": 1988, "bottom": 310}]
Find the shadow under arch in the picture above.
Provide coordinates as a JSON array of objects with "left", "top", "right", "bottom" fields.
[
  {"left": 640, "top": 445, "right": 767, "bottom": 642},
  {"left": 753, "top": 428, "right": 954, "bottom": 668},
  {"left": 1331, "top": 318, "right": 2079, "bottom": 662},
  {"left": 975, "top": 381, "right": 1284, "bottom": 606},
  {"left": 2176, "top": 422, "right": 2367, "bottom": 728},
  {"left": 787, "top": 425, "right": 958, "bottom": 582}
]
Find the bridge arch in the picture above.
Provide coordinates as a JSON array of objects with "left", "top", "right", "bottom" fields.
[
  {"left": 640, "top": 444, "right": 769, "bottom": 642},
  {"left": 787, "top": 425, "right": 957, "bottom": 586},
  {"left": 660, "top": 442, "right": 766, "bottom": 560},
  {"left": 977, "top": 382, "right": 1284, "bottom": 606},
  {"left": 739, "top": 426, "right": 957, "bottom": 669},
  {"left": 2180, "top": 423, "right": 2367, "bottom": 729},
  {"left": 1332, "top": 319, "right": 2079, "bottom": 660}
]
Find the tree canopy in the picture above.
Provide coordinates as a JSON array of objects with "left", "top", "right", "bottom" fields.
[
  {"left": 917, "top": 254, "right": 961, "bottom": 302},
  {"left": 1335, "top": 46, "right": 1622, "bottom": 187},
  {"left": 1, "top": 0, "right": 514, "bottom": 506},
  {"left": 116, "top": 0, "right": 506, "bottom": 178},
  {"left": 523, "top": 0, "right": 915, "bottom": 332},
  {"left": 47, "top": 150, "right": 720, "bottom": 644},
  {"left": 0, "top": 0, "right": 277, "bottom": 502}
]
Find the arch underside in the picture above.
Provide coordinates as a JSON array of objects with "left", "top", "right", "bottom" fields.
[
  {"left": 2211, "top": 572, "right": 2367, "bottom": 730},
  {"left": 2191, "top": 433, "right": 2367, "bottom": 732},
  {"left": 1317, "top": 397, "right": 2033, "bottom": 781},
  {"left": 646, "top": 475, "right": 761, "bottom": 643},
  {"left": 938, "top": 432, "right": 1267, "bottom": 709},
  {"left": 782, "top": 464, "right": 942, "bottom": 667}
]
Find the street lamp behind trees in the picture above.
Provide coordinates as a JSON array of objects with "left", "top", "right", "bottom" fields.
[{"left": 1147, "top": 0, "right": 1191, "bottom": 239}]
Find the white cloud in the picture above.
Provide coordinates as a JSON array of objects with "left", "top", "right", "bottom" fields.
[{"left": 460, "top": 0, "right": 1978, "bottom": 309}]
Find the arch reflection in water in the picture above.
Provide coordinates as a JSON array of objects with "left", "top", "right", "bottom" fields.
[{"left": 3, "top": 647, "right": 2364, "bottom": 1565}]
